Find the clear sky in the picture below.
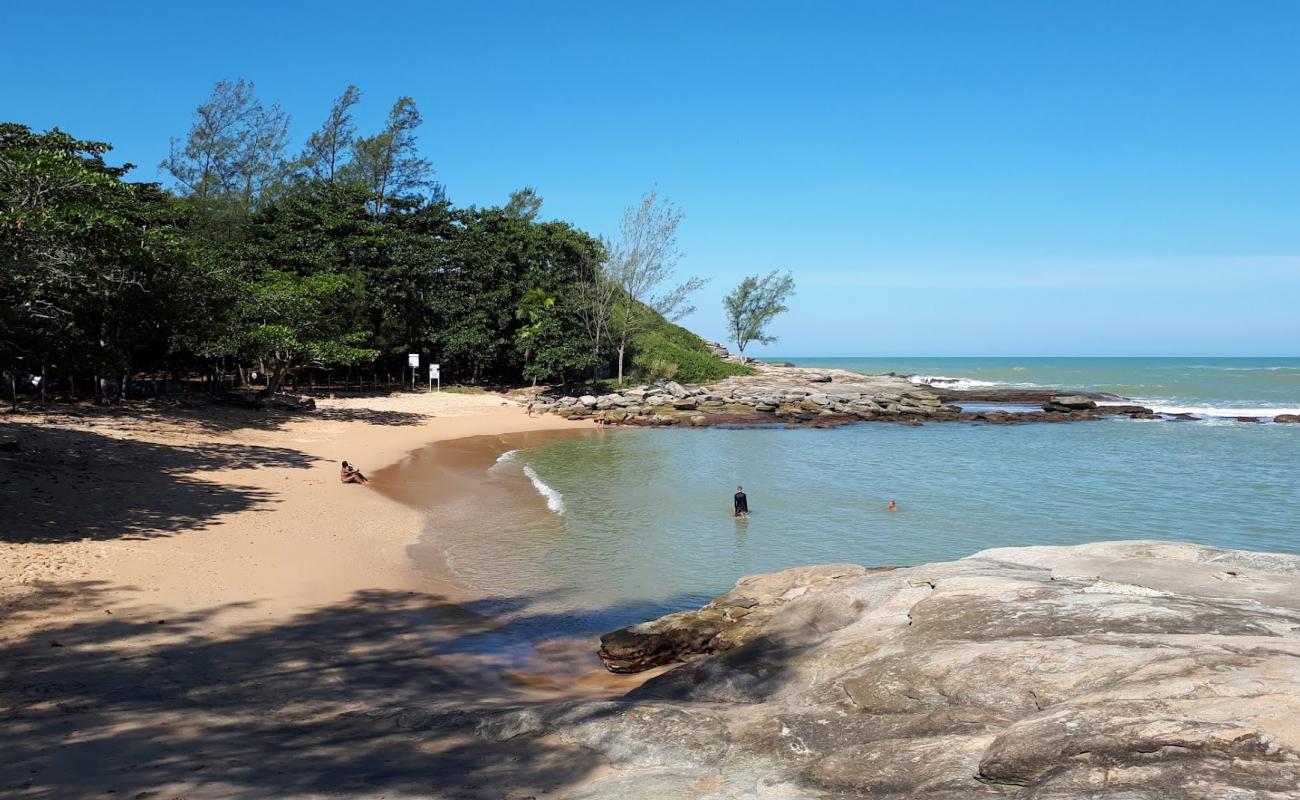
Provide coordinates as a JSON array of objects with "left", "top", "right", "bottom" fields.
[{"left": 5, "top": 1, "right": 1298, "bottom": 355}]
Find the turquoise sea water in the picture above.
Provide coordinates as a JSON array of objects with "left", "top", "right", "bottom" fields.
[
  {"left": 412, "top": 358, "right": 1300, "bottom": 639},
  {"left": 782, "top": 357, "right": 1300, "bottom": 417}
]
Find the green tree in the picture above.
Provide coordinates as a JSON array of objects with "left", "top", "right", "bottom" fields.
[
  {"left": 221, "top": 269, "right": 378, "bottom": 395},
  {"left": 605, "top": 190, "right": 705, "bottom": 383},
  {"left": 298, "top": 85, "right": 362, "bottom": 183},
  {"left": 161, "top": 79, "right": 290, "bottom": 213},
  {"left": 346, "top": 97, "right": 437, "bottom": 217},
  {"left": 722, "top": 270, "right": 796, "bottom": 354},
  {"left": 1, "top": 124, "right": 191, "bottom": 399}
]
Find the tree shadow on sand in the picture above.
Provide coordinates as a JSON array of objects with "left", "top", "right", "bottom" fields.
[
  {"left": 0, "top": 423, "right": 316, "bottom": 543},
  {"left": 0, "top": 583, "right": 750, "bottom": 798}
]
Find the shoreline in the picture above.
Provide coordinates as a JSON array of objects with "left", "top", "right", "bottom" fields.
[{"left": 0, "top": 391, "right": 651, "bottom": 798}]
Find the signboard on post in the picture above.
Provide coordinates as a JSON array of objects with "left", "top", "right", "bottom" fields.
[
  {"left": 408, "top": 353, "right": 419, "bottom": 389},
  {"left": 430, "top": 364, "right": 441, "bottom": 392}
]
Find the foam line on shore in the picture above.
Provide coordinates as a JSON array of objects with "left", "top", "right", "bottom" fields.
[{"left": 522, "top": 464, "right": 565, "bottom": 514}]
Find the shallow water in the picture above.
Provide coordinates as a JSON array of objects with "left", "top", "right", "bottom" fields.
[{"left": 380, "top": 358, "right": 1300, "bottom": 644}]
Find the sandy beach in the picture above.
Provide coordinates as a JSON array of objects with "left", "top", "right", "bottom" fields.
[{"left": 0, "top": 391, "right": 647, "bottom": 798}]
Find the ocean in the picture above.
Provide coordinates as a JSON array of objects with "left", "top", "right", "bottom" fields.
[{"left": 381, "top": 357, "right": 1300, "bottom": 643}]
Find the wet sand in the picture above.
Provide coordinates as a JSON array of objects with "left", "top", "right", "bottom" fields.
[
  {"left": 370, "top": 428, "right": 669, "bottom": 693},
  {"left": 0, "top": 392, "right": 656, "bottom": 798}
]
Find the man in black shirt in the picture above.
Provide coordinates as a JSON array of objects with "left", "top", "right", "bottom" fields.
[{"left": 734, "top": 485, "right": 749, "bottom": 518}]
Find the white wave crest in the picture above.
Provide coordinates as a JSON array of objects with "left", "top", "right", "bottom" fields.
[
  {"left": 494, "top": 449, "right": 519, "bottom": 464},
  {"left": 1100, "top": 401, "right": 1300, "bottom": 420},
  {"left": 522, "top": 464, "right": 565, "bottom": 514},
  {"left": 908, "top": 374, "right": 1006, "bottom": 390}
]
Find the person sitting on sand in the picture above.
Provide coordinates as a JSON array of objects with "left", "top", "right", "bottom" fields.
[
  {"left": 734, "top": 485, "right": 749, "bottom": 518},
  {"left": 340, "top": 460, "right": 369, "bottom": 485}
]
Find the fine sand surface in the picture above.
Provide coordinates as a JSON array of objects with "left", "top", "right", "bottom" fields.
[{"left": 0, "top": 391, "right": 649, "bottom": 798}]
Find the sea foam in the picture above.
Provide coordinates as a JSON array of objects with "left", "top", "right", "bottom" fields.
[
  {"left": 522, "top": 465, "right": 565, "bottom": 514},
  {"left": 908, "top": 374, "right": 1017, "bottom": 390},
  {"left": 1115, "top": 403, "right": 1300, "bottom": 420}
]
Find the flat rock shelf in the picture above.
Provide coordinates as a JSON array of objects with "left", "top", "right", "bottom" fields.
[
  {"left": 533, "top": 363, "right": 1165, "bottom": 428},
  {"left": 372, "top": 541, "right": 1300, "bottom": 799}
]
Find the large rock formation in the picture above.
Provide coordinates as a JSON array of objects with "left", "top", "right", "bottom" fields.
[
  {"left": 473, "top": 541, "right": 1300, "bottom": 798},
  {"left": 531, "top": 363, "right": 1159, "bottom": 428}
]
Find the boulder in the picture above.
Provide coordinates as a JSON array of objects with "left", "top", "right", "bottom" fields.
[
  {"left": 1275, "top": 414, "right": 1300, "bottom": 424},
  {"left": 663, "top": 381, "right": 688, "bottom": 399},
  {"left": 806, "top": 373, "right": 832, "bottom": 383},
  {"left": 1044, "top": 395, "right": 1097, "bottom": 411},
  {"left": 578, "top": 395, "right": 598, "bottom": 408},
  {"left": 533, "top": 542, "right": 1300, "bottom": 797},
  {"left": 671, "top": 398, "right": 698, "bottom": 411},
  {"left": 598, "top": 564, "right": 873, "bottom": 673}
]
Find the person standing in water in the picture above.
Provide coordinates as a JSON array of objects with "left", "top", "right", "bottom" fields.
[
  {"left": 734, "top": 485, "right": 749, "bottom": 518},
  {"left": 887, "top": 499, "right": 897, "bottom": 511}
]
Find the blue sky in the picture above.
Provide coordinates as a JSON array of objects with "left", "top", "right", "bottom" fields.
[{"left": 4, "top": 1, "right": 1298, "bottom": 355}]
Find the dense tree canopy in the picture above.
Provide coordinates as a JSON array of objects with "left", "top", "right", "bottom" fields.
[
  {"left": 0, "top": 81, "right": 750, "bottom": 401},
  {"left": 2, "top": 81, "right": 754, "bottom": 400}
]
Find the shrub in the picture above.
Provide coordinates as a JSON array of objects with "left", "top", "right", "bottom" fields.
[{"left": 630, "top": 318, "right": 754, "bottom": 384}]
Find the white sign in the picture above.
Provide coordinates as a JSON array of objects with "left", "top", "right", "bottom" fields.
[
  {"left": 407, "top": 353, "right": 420, "bottom": 368},
  {"left": 430, "top": 364, "right": 440, "bottom": 379}
]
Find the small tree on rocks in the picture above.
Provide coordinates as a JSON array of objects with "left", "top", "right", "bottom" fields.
[{"left": 723, "top": 270, "right": 795, "bottom": 354}]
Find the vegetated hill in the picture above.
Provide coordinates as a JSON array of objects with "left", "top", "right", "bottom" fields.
[{"left": 630, "top": 313, "right": 754, "bottom": 384}]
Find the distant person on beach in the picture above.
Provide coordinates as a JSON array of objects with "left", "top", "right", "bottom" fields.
[
  {"left": 734, "top": 486, "right": 749, "bottom": 518},
  {"left": 888, "top": 499, "right": 897, "bottom": 511},
  {"left": 595, "top": 409, "right": 609, "bottom": 425},
  {"left": 340, "top": 460, "right": 369, "bottom": 485},
  {"left": 527, "top": 400, "right": 535, "bottom": 417}
]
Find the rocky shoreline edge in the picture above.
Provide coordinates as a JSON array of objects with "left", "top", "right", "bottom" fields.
[
  {"left": 360, "top": 541, "right": 1300, "bottom": 799},
  {"left": 534, "top": 362, "right": 1300, "bottom": 427}
]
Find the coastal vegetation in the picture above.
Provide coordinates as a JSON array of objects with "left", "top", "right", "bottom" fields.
[
  {"left": 0, "top": 81, "right": 746, "bottom": 402},
  {"left": 723, "top": 270, "right": 796, "bottom": 354}
]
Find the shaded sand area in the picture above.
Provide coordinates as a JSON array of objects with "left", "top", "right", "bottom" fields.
[{"left": 0, "top": 392, "right": 650, "bottom": 798}]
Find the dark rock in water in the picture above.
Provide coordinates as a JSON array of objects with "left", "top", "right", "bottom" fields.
[
  {"left": 936, "top": 387, "right": 1120, "bottom": 404},
  {"left": 1045, "top": 395, "right": 1097, "bottom": 411},
  {"left": 1165, "top": 412, "right": 1199, "bottom": 421},
  {"left": 1275, "top": 414, "right": 1300, "bottom": 424},
  {"left": 1236, "top": 416, "right": 1262, "bottom": 423},
  {"left": 1093, "top": 404, "right": 1153, "bottom": 416},
  {"left": 598, "top": 564, "right": 874, "bottom": 673}
]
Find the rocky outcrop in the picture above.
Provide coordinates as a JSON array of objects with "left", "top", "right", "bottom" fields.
[
  {"left": 462, "top": 541, "right": 1300, "bottom": 798},
  {"left": 1042, "top": 394, "right": 1097, "bottom": 412},
  {"left": 531, "top": 364, "right": 1158, "bottom": 429},
  {"left": 1275, "top": 414, "right": 1300, "bottom": 423},
  {"left": 599, "top": 565, "right": 886, "bottom": 672}
]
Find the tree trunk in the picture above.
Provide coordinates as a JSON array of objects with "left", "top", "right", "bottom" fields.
[{"left": 617, "top": 344, "right": 626, "bottom": 385}]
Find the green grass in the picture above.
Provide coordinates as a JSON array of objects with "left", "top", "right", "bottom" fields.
[{"left": 630, "top": 317, "right": 755, "bottom": 384}]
